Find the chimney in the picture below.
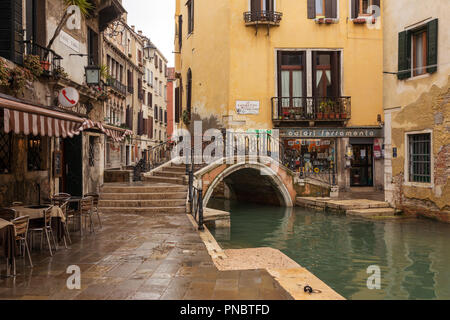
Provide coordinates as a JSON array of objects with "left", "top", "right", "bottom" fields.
[
  {"left": 138, "top": 30, "right": 142, "bottom": 35},
  {"left": 131, "top": 25, "right": 135, "bottom": 31}
]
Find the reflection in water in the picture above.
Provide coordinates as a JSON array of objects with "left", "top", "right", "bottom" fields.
[{"left": 208, "top": 199, "right": 450, "bottom": 300}]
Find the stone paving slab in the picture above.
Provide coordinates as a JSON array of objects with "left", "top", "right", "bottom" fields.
[{"left": 0, "top": 211, "right": 291, "bottom": 300}]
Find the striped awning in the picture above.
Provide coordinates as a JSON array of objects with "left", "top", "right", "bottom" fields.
[
  {"left": 79, "top": 119, "right": 133, "bottom": 142},
  {"left": 1, "top": 96, "right": 132, "bottom": 141}
]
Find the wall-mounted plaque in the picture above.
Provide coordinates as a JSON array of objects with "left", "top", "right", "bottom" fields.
[{"left": 236, "top": 101, "right": 260, "bottom": 115}]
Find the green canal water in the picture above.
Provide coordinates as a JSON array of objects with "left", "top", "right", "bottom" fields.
[{"left": 208, "top": 199, "right": 450, "bottom": 300}]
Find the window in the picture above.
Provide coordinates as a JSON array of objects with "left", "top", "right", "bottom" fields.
[
  {"left": 27, "top": 136, "right": 43, "bottom": 171},
  {"left": 408, "top": 133, "right": 431, "bottom": 183},
  {"left": 413, "top": 29, "right": 427, "bottom": 76},
  {"left": 148, "top": 92, "right": 152, "bottom": 107},
  {"left": 251, "top": 0, "right": 274, "bottom": 12},
  {"left": 155, "top": 106, "right": 158, "bottom": 120},
  {"left": 0, "top": 114, "right": 12, "bottom": 174},
  {"left": 187, "top": 0, "right": 194, "bottom": 34},
  {"left": 350, "top": 0, "right": 379, "bottom": 18},
  {"left": 307, "top": 0, "right": 337, "bottom": 19},
  {"left": 359, "top": 0, "right": 371, "bottom": 15},
  {"left": 159, "top": 59, "right": 162, "bottom": 72},
  {"left": 313, "top": 51, "right": 340, "bottom": 98},
  {"left": 87, "top": 28, "right": 99, "bottom": 65},
  {"left": 398, "top": 19, "right": 438, "bottom": 80},
  {"left": 89, "top": 136, "right": 95, "bottom": 167},
  {"left": 278, "top": 52, "right": 305, "bottom": 107}
]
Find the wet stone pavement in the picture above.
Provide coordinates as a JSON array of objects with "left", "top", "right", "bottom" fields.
[{"left": 0, "top": 212, "right": 292, "bottom": 300}]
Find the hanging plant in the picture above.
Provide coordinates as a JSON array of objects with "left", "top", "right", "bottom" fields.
[
  {"left": 23, "top": 54, "right": 43, "bottom": 79},
  {"left": 53, "top": 66, "right": 68, "bottom": 79},
  {"left": 8, "top": 66, "right": 33, "bottom": 94},
  {"left": 0, "top": 60, "right": 10, "bottom": 87},
  {"left": 182, "top": 110, "right": 191, "bottom": 126}
]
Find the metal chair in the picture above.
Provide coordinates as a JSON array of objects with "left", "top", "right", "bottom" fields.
[
  {"left": 11, "top": 216, "right": 33, "bottom": 275},
  {"left": 11, "top": 202, "right": 23, "bottom": 207},
  {"left": 0, "top": 208, "right": 17, "bottom": 221},
  {"left": 84, "top": 193, "right": 102, "bottom": 229},
  {"left": 29, "top": 206, "right": 57, "bottom": 256},
  {"left": 59, "top": 201, "right": 72, "bottom": 248},
  {"left": 51, "top": 193, "right": 71, "bottom": 206},
  {"left": 80, "top": 197, "right": 95, "bottom": 236}
]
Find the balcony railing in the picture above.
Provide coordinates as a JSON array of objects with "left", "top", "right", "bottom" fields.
[
  {"left": 271, "top": 97, "right": 351, "bottom": 123},
  {"left": 244, "top": 11, "right": 283, "bottom": 25},
  {"left": 107, "top": 78, "right": 127, "bottom": 96},
  {"left": 23, "top": 41, "right": 62, "bottom": 76}
]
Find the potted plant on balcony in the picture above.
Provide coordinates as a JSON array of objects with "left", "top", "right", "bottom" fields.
[
  {"left": 327, "top": 99, "right": 336, "bottom": 119},
  {"left": 317, "top": 102, "right": 325, "bottom": 120},
  {"left": 0, "top": 60, "right": 10, "bottom": 87},
  {"left": 295, "top": 109, "right": 302, "bottom": 120},
  {"left": 289, "top": 109, "right": 296, "bottom": 120},
  {"left": 282, "top": 110, "right": 290, "bottom": 120},
  {"left": 23, "top": 54, "right": 43, "bottom": 79},
  {"left": 53, "top": 66, "right": 68, "bottom": 79}
]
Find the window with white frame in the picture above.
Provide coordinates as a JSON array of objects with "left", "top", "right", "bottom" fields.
[{"left": 407, "top": 133, "right": 431, "bottom": 183}]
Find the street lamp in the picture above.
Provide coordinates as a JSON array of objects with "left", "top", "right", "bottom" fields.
[
  {"left": 144, "top": 42, "right": 157, "bottom": 60},
  {"left": 85, "top": 65, "right": 101, "bottom": 86}
]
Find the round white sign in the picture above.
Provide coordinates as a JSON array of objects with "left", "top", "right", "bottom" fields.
[{"left": 58, "top": 87, "right": 79, "bottom": 108}]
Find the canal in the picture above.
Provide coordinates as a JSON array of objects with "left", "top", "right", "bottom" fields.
[{"left": 208, "top": 199, "right": 450, "bottom": 300}]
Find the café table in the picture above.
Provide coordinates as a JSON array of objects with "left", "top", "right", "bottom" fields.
[
  {"left": 13, "top": 205, "right": 66, "bottom": 244},
  {"left": 0, "top": 218, "right": 15, "bottom": 277}
]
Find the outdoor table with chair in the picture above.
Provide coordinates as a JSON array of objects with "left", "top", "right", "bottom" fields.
[{"left": 0, "top": 192, "right": 101, "bottom": 277}]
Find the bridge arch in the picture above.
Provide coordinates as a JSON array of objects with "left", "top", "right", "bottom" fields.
[{"left": 200, "top": 160, "right": 294, "bottom": 207}]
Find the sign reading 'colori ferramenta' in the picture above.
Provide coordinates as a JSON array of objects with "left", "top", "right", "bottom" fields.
[{"left": 280, "top": 128, "right": 384, "bottom": 138}]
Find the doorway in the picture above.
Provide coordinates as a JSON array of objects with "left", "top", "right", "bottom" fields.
[
  {"left": 61, "top": 134, "right": 83, "bottom": 196},
  {"left": 350, "top": 144, "right": 373, "bottom": 187}
]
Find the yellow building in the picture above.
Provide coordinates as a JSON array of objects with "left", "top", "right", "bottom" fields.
[
  {"left": 383, "top": 0, "right": 449, "bottom": 222},
  {"left": 175, "top": 0, "right": 384, "bottom": 190}
]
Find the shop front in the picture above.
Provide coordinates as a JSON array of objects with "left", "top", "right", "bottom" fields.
[{"left": 279, "top": 127, "right": 384, "bottom": 190}]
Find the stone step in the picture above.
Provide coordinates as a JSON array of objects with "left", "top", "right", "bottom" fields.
[
  {"left": 143, "top": 176, "right": 187, "bottom": 185},
  {"left": 347, "top": 208, "right": 397, "bottom": 217},
  {"left": 153, "top": 171, "right": 186, "bottom": 178},
  {"left": 98, "top": 207, "right": 186, "bottom": 214},
  {"left": 100, "top": 192, "right": 187, "bottom": 200},
  {"left": 163, "top": 166, "right": 188, "bottom": 173},
  {"left": 101, "top": 185, "right": 188, "bottom": 193},
  {"left": 99, "top": 199, "right": 186, "bottom": 208}
]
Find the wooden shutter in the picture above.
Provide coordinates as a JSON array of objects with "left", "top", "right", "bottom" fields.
[
  {"left": 427, "top": 19, "right": 438, "bottom": 74},
  {"left": 276, "top": 51, "right": 282, "bottom": 97},
  {"left": 251, "top": 0, "right": 261, "bottom": 12},
  {"left": 398, "top": 31, "right": 411, "bottom": 80},
  {"left": 307, "top": 0, "right": 316, "bottom": 19},
  {"left": 351, "top": 0, "right": 359, "bottom": 19},
  {"left": 372, "top": 0, "right": 380, "bottom": 10},
  {"left": 331, "top": 0, "right": 338, "bottom": 18},
  {"left": 0, "top": 0, "right": 23, "bottom": 65},
  {"left": 148, "top": 117, "right": 153, "bottom": 138},
  {"left": 325, "top": 0, "right": 337, "bottom": 18},
  {"left": 267, "top": 0, "right": 274, "bottom": 12},
  {"left": 175, "top": 87, "right": 180, "bottom": 123},
  {"left": 331, "top": 51, "right": 341, "bottom": 97},
  {"left": 178, "top": 15, "right": 182, "bottom": 50}
]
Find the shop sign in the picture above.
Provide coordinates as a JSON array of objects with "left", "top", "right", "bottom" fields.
[
  {"left": 280, "top": 128, "right": 383, "bottom": 138},
  {"left": 58, "top": 87, "right": 79, "bottom": 108},
  {"left": 236, "top": 101, "right": 260, "bottom": 115}
]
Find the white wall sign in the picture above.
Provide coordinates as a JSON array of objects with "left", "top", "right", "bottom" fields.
[
  {"left": 60, "top": 30, "right": 80, "bottom": 53},
  {"left": 58, "top": 87, "right": 80, "bottom": 108},
  {"left": 236, "top": 100, "right": 260, "bottom": 115}
]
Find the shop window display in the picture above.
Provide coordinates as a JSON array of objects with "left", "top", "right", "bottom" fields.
[{"left": 283, "top": 139, "right": 335, "bottom": 174}]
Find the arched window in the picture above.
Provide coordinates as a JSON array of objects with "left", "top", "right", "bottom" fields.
[{"left": 186, "top": 68, "right": 192, "bottom": 116}]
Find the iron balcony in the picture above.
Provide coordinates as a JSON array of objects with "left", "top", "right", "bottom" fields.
[{"left": 271, "top": 96, "right": 351, "bottom": 125}]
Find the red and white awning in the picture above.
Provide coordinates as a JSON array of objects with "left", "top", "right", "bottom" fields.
[
  {"left": 78, "top": 119, "right": 133, "bottom": 142},
  {"left": 1, "top": 96, "right": 132, "bottom": 142}
]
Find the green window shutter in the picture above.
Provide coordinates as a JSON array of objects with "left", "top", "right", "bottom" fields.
[
  {"left": 427, "top": 19, "right": 438, "bottom": 74},
  {"left": 397, "top": 30, "right": 411, "bottom": 80}
]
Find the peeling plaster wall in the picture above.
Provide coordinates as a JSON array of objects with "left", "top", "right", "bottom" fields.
[
  {"left": 389, "top": 80, "right": 450, "bottom": 222},
  {"left": 383, "top": 0, "right": 450, "bottom": 223}
]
